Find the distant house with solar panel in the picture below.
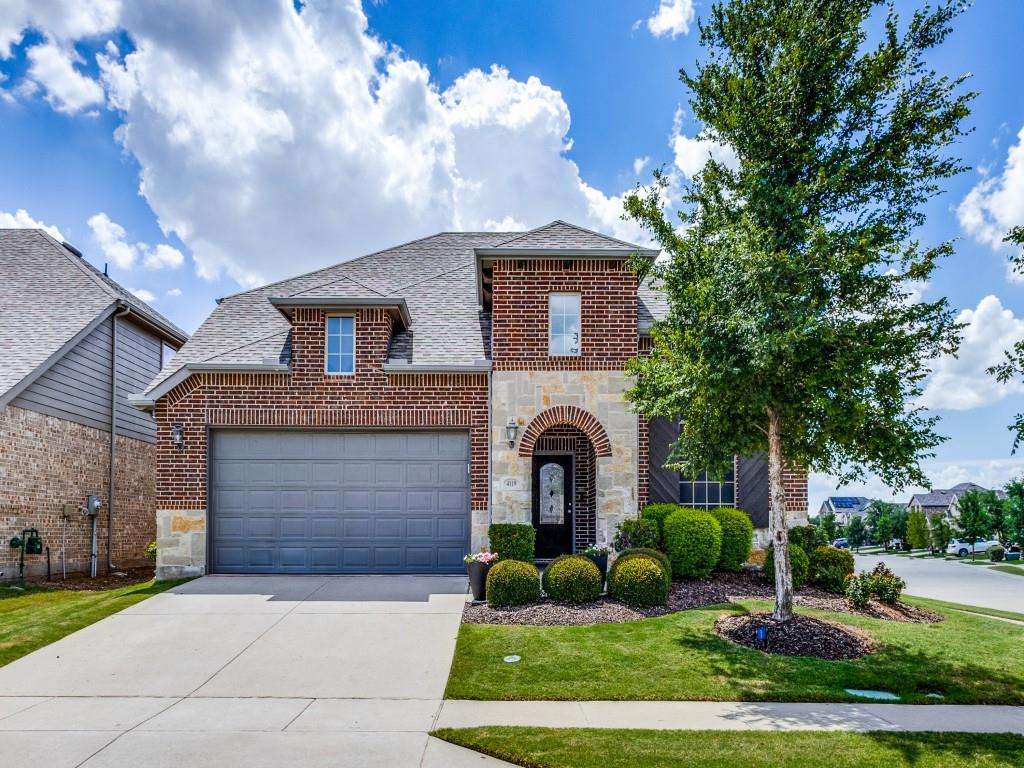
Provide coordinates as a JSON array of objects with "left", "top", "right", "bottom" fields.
[{"left": 817, "top": 496, "right": 872, "bottom": 526}]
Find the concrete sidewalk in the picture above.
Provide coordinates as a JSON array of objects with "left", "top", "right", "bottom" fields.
[{"left": 437, "top": 700, "right": 1024, "bottom": 734}]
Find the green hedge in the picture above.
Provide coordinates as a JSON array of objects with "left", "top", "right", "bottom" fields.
[
  {"left": 788, "top": 524, "right": 825, "bottom": 553},
  {"left": 763, "top": 543, "right": 809, "bottom": 589},
  {"left": 608, "top": 554, "right": 669, "bottom": 607},
  {"left": 486, "top": 560, "right": 540, "bottom": 607},
  {"left": 613, "top": 547, "right": 672, "bottom": 588},
  {"left": 709, "top": 507, "right": 753, "bottom": 572},
  {"left": 809, "top": 545, "right": 855, "bottom": 593},
  {"left": 612, "top": 518, "right": 659, "bottom": 551},
  {"left": 640, "top": 503, "right": 681, "bottom": 547},
  {"left": 488, "top": 523, "right": 535, "bottom": 563},
  {"left": 663, "top": 509, "right": 722, "bottom": 578},
  {"left": 541, "top": 555, "right": 603, "bottom": 604}
]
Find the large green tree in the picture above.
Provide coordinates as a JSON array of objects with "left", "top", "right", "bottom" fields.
[
  {"left": 906, "top": 509, "right": 929, "bottom": 550},
  {"left": 956, "top": 490, "right": 994, "bottom": 560},
  {"left": 845, "top": 516, "right": 867, "bottom": 552},
  {"left": 989, "top": 227, "right": 1024, "bottom": 450},
  {"left": 624, "top": 0, "right": 972, "bottom": 620},
  {"left": 1005, "top": 480, "right": 1024, "bottom": 547}
]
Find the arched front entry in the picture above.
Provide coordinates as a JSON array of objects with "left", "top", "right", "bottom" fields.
[{"left": 528, "top": 424, "right": 599, "bottom": 558}]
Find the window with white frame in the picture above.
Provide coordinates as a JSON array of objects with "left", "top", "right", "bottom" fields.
[
  {"left": 325, "top": 316, "right": 355, "bottom": 374},
  {"left": 548, "top": 293, "right": 581, "bottom": 356}
]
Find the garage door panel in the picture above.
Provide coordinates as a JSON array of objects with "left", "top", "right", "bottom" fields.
[{"left": 210, "top": 430, "right": 470, "bottom": 574}]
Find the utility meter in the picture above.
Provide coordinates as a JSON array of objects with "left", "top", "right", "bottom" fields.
[{"left": 85, "top": 495, "right": 102, "bottom": 516}]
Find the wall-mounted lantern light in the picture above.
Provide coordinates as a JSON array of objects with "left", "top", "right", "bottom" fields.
[
  {"left": 171, "top": 424, "right": 185, "bottom": 450},
  {"left": 505, "top": 418, "right": 519, "bottom": 448}
]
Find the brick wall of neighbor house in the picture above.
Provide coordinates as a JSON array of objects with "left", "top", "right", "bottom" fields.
[
  {"left": 491, "top": 259, "right": 638, "bottom": 369},
  {"left": 154, "top": 305, "right": 489, "bottom": 578},
  {"left": 0, "top": 405, "right": 155, "bottom": 580}
]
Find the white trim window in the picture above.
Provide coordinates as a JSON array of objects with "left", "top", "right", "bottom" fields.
[
  {"left": 325, "top": 315, "right": 355, "bottom": 374},
  {"left": 548, "top": 293, "right": 581, "bottom": 356}
]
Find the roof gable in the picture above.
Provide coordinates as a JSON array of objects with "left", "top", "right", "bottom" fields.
[{"left": 492, "top": 220, "right": 646, "bottom": 252}]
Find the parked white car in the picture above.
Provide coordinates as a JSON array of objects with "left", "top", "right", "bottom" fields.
[{"left": 946, "top": 538, "right": 1000, "bottom": 557}]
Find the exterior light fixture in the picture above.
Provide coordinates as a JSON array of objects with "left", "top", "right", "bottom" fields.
[
  {"left": 505, "top": 418, "right": 519, "bottom": 448},
  {"left": 171, "top": 424, "right": 185, "bottom": 450}
]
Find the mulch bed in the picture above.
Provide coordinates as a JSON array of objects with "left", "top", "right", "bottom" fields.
[
  {"left": 462, "top": 569, "right": 942, "bottom": 627},
  {"left": 715, "top": 613, "right": 875, "bottom": 660},
  {"left": 18, "top": 566, "right": 155, "bottom": 591}
]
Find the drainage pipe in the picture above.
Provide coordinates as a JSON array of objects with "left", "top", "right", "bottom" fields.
[
  {"left": 108, "top": 304, "right": 131, "bottom": 572},
  {"left": 89, "top": 513, "right": 98, "bottom": 578}
]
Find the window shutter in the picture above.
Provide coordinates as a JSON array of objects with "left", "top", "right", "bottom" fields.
[
  {"left": 648, "top": 417, "right": 680, "bottom": 504},
  {"left": 736, "top": 453, "right": 769, "bottom": 528}
]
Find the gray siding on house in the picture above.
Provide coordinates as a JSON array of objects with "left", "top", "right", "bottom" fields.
[{"left": 13, "top": 316, "right": 166, "bottom": 443}]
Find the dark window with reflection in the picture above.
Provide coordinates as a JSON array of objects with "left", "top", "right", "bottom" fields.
[{"left": 680, "top": 467, "right": 735, "bottom": 509}]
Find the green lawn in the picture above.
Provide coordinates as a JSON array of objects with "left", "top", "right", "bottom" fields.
[
  {"left": 444, "top": 597, "right": 1024, "bottom": 703},
  {"left": 435, "top": 728, "right": 1024, "bottom": 768},
  {"left": 991, "top": 565, "right": 1024, "bottom": 577},
  {"left": 0, "top": 579, "right": 186, "bottom": 667}
]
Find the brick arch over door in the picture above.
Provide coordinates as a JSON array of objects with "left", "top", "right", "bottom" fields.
[{"left": 518, "top": 405, "right": 612, "bottom": 458}]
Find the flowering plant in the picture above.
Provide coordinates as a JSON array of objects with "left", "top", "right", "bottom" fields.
[
  {"left": 583, "top": 544, "right": 611, "bottom": 557},
  {"left": 464, "top": 550, "right": 499, "bottom": 565}
]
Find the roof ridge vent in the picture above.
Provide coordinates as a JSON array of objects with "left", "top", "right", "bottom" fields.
[{"left": 62, "top": 241, "right": 83, "bottom": 258}]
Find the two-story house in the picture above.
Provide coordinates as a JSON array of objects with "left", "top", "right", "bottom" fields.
[{"left": 131, "top": 221, "right": 807, "bottom": 579}]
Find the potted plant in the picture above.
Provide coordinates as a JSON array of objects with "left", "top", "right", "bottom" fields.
[
  {"left": 464, "top": 550, "right": 499, "bottom": 601},
  {"left": 582, "top": 543, "right": 611, "bottom": 585}
]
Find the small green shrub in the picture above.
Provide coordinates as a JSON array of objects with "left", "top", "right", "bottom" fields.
[
  {"left": 989, "top": 545, "right": 1006, "bottom": 562},
  {"left": 708, "top": 507, "right": 753, "bottom": 571},
  {"left": 612, "top": 518, "right": 659, "bottom": 551},
  {"left": 763, "top": 544, "right": 809, "bottom": 589},
  {"left": 145, "top": 540, "right": 157, "bottom": 563},
  {"left": 486, "top": 560, "right": 540, "bottom": 607},
  {"left": 788, "top": 524, "right": 825, "bottom": 553},
  {"left": 640, "top": 503, "right": 681, "bottom": 547},
  {"left": 869, "top": 562, "right": 906, "bottom": 604},
  {"left": 612, "top": 547, "right": 672, "bottom": 588},
  {"left": 663, "top": 509, "right": 722, "bottom": 578},
  {"left": 809, "top": 545, "right": 855, "bottom": 593},
  {"left": 488, "top": 523, "right": 536, "bottom": 563},
  {"left": 845, "top": 572, "right": 872, "bottom": 608},
  {"left": 608, "top": 555, "right": 669, "bottom": 607},
  {"left": 541, "top": 555, "right": 603, "bottom": 604}
]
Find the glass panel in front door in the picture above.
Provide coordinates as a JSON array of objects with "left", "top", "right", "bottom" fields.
[{"left": 538, "top": 462, "right": 565, "bottom": 524}]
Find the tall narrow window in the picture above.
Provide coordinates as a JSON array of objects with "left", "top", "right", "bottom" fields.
[
  {"left": 326, "top": 316, "right": 355, "bottom": 374},
  {"left": 549, "top": 293, "right": 581, "bottom": 356}
]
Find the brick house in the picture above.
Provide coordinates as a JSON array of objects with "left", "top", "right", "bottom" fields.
[
  {"left": 1, "top": 230, "right": 187, "bottom": 580},
  {"left": 131, "top": 221, "right": 807, "bottom": 579}
]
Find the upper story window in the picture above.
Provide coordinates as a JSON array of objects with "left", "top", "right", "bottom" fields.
[
  {"left": 161, "top": 342, "right": 177, "bottom": 368},
  {"left": 326, "top": 315, "right": 355, "bottom": 374},
  {"left": 548, "top": 293, "right": 581, "bottom": 356}
]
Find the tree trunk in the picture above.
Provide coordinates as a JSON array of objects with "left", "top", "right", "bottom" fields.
[{"left": 767, "top": 407, "right": 793, "bottom": 622}]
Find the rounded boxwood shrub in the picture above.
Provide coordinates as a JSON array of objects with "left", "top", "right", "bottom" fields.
[
  {"left": 763, "top": 543, "right": 809, "bottom": 589},
  {"left": 486, "top": 559, "right": 540, "bottom": 607},
  {"left": 488, "top": 523, "right": 536, "bottom": 563},
  {"left": 989, "top": 544, "right": 1006, "bottom": 562},
  {"left": 809, "top": 545, "right": 855, "bottom": 593},
  {"left": 608, "top": 555, "right": 669, "bottom": 607},
  {"left": 613, "top": 547, "right": 672, "bottom": 587},
  {"left": 541, "top": 555, "right": 603, "bottom": 604},
  {"left": 788, "top": 524, "right": 825, "bottom": 553},
  {"left": 640, "top": 503, "right": 681, "bottom": 547},
  {"left": 663, "top": 509, "right": 722, "bottom": 579},
  {"left": 708, "top": 507, "right": 753, "bottom": 572}
]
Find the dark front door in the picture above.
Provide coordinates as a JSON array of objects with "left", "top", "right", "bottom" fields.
[{"left": 532, "top": 455, "right": 573, "bottom": 558}]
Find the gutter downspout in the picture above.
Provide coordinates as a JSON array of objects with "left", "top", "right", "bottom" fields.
[
  {"left": 487, "top": 367, "right": 493, "bottom": 530},
  {"left": 108, "top": 303, "right": 131, "bottom": 573}
]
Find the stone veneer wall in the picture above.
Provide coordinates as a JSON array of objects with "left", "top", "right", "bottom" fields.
[
  {"left": 0, "top": 404, "right": 155, "bottom": 580},
  {"left": 491, "top": 371, "right": 639, "bottom": 548},
  {"left": 154, "top": 306, "right": 490, "bottom": 579}
]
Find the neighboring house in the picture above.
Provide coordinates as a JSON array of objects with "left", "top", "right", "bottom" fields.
[
  {"left": 131, "top": 221, "right": 807, "bottom": 579},
  {"left": 0, "top": 229, "right": 188, "bottom": 580},
  {"left": 817, "top": 496, "right": 872, "bottom": 526},
  {"left": 906, "top": 482, "right": 1006, "bottom": 520}
]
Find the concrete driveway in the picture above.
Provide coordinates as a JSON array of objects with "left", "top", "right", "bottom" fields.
[
  {"left": 858, "top": 553, "right": 1024, "bottom": 614},
  {"left": 0, "top": 575, "right": 507, "bottom": 767}
]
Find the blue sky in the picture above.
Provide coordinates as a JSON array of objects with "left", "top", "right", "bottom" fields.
[{"left": 2, "top": 0, "right": 1023, "bottom": 511}]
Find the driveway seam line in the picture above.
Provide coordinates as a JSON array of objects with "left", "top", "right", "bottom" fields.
[
  {"left": 70, "top": 697, "right": 184, "bottom": 767},
  {"left": 281, "top": 698, "right": 316, "bottom": 731},
  {"left": 0, "top": 695, "right": 53, "bottom": 723}
]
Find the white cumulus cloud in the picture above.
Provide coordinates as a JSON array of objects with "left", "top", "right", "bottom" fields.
[
  {"left": 26, "top": 40, "right": 104, "bottom": 113},
  {"left": 0, "top": 208, "right": 65, "bottom": 240},
  {"left": 645, "top": 0, "right": 695, "bottom": 40},
  {"left": 129, "top": 287, "right": 155, "bottom": 302},
  {"left": 671, "top": 108, "right": 739, "bottom": 178},
  {"left": 87, "top": 211, "right": 184, "bottom": 271},
  {"left": 920, "top": 295, "right": 1024, "bottom": 411},
  {"left": 165, "top": 287, "right": 182, "bottom": 297},
  {"left": 633, "top": 155, "right": 650, "bottom": 176},
  {"left": 958, "top": 125, "right": 1024, "bottom": 281},
  {"left": 4, "top": 0, "right": 651, "bottom": 289}
]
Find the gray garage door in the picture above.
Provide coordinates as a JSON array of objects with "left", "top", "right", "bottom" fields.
[{"left": 209, "top": 430, "right": 470, "bottom": 574}]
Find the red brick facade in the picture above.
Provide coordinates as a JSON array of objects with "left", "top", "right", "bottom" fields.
[
  {"left": 1, "top": 405, "right": 155, "bottom": 579},
  {"left": 155, "top": 306, "right": 490, "bottom": 513},
  {"left": 490, "top": 258, "right": 638, "bottom": 370}
]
